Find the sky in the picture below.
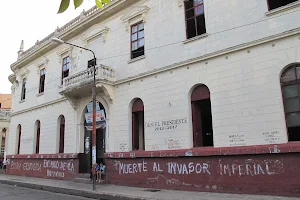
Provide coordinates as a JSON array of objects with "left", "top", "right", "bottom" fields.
[{"left": 0, "top": 0, "right": 95, "bottom": 94}]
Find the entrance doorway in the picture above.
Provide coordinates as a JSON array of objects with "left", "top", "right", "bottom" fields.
[
  {"left": 191, "top": 85, "right": 213, "bottom": 147},
  {"left": 79, "top": 101, "right": 106, "bottom": 174}
]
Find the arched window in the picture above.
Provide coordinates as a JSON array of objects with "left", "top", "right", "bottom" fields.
[
  {"left": 58, "top": 115, "right": 65, "bottom": 153},
  {"left": 191, "top": 85, "right": 213, "bottom": 147},
  {"left": 280, "top": 63, "right": 300, "bottom": 141},
  {"left": 35, "top": 120, "right": 41, "bottom": 154},
  {"left": 132, "top": 98, "right": 145, "bottom": 150},
  {"left": 17, "top": 125, "right": 21, "bottom": 154}
]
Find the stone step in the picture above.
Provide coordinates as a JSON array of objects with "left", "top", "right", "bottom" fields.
[
  {"left": 74, "top": 177, "right": 91, "bottom": 184},
  {"left": 77, "top": 173, "right": 91, "bottom": 179}
]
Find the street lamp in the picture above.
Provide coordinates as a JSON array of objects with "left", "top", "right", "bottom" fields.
[{"left": 52, "top": 37, "right": 97, "bottom": 190}]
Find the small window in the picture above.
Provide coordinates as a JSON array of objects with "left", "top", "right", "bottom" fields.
[
  {"left": 191, "top": 85, "right": 213, "bottom": 147},
  {"left": 17, "top": 125, "right": 21, "bottom": 154},
  {"left": 39, "top": 68, "right": 46, "bottom": 93},
  {"left": 132, "top": 98, "right": 145, "bottom": 150},
  {"left": 21, "top": 78, "right": 26, "bottom": 100},
  {"left": 281, "top": 63, "right": 300, "bottom": 141},
  {"left": 62, "top": 56, "right": 70, "bottom": 84},
  {"left": 35, "top": 120, "right": 41, "bottom": 154},
  {"left": 267, "top": 0, "right": 298, "bottom": 10},
  {"left": 59, "top": 115, "right": 65, "bottom": 153},
  {"left": 131, "top": 22, "right": 145, "bottom": 59},
  {"left": 184, "top": 0, "right": 206, "bottom": 39}
]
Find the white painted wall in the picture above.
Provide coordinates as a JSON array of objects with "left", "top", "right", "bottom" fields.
[
  {"left": 7, "top": 100, "right": 75, "bottom": 155},
  {"left": 8, "top": 0, "right": 300, "bottom": 154}
]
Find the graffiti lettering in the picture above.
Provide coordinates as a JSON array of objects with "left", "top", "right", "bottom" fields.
[
  {"left": 47, "top": 169, "right": 65, "bottom": 178},
  {"left": 43, "top": 160, "right": 74, "bottom": 172},
  {"left": 10, "top": 161, "right": 21, "bottom": 171},
  {"left": 23, "top": 162, "right": 42, "bottom": 172},
  {"left": 219, "top": 160, "right": 283, "bottom": 176},
  {"left": 117, "top": 161, "right": 148, "bottom": 175},
  {"left": 167, "top": 162, "right": 210, "bottom": 175}
]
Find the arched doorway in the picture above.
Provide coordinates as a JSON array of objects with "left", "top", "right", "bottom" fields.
[
  {"left": 191, "top": 85, "right": 213, "bottom": 147},
  {"left": 80, "top": 101, "right": 107, "bottom": 174},
  {"left": 280, "top": 63, "right": 300, "bottom": 141}
]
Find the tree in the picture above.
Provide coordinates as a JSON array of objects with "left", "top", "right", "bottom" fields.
[{"left": 58, "top": 0, "right": 111, "bottom": 13}]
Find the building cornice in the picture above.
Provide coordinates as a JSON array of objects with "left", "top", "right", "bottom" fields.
[
  {"left": 10, "top": 0, "right": 138, "bottom": 72},
  {"left": 11, "top": 97, "right": 67, "bottom": 117}
]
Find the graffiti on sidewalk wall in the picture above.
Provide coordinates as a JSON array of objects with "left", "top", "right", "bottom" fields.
[
  {"left": 109, "top": 157, "right": 285, "bottom": 190},
  {"left": 6, "top": 158, "right": 77, "bottom": 180}
]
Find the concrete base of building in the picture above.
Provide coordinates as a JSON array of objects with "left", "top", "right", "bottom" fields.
[
  {"left": 104, "top": 143, "right": 300, "bottom": 197},
  {"left": 5, "top": 143, "right": 300, "bottom": 197}
]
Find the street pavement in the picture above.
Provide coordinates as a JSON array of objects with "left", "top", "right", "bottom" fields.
[
  {"left": 0, "top": 174, "right": 300, "bottom": 200},
  {"left": 0, "top": 184, "right": 94, "bottom": 200}
]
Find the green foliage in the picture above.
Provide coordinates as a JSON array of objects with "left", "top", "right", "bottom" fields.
[{"left": 58, "top": 0, "right": 111, "bottom": 13}]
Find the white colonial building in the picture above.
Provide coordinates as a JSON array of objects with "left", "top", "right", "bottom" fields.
[{"left": 5, "top": 0, "right": 300, "bottom": 195}]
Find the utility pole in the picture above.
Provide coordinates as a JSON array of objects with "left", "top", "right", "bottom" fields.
[{"left": 51, "top": 38, "right": 97, "bottom": 190}]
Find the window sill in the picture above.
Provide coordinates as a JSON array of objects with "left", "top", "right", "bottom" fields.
[
  {"left": 128, "top": 55, "right": 145, "bottom": 64},
  {"left": 36, "top": 92, "right": 44, "bottom": 97},
  {"left": 19, "top": 99, "right": 25, "bottom": 104},
  {"left": 183, "top": 33, "right": 208, "bottom": 44},
  {"left": 265, "top": 1, "right": 300, "bottom": 16}
]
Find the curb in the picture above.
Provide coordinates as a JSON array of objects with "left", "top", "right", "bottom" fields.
[{"left": 0, "top": 179, "right": 146, "bottom": 200}]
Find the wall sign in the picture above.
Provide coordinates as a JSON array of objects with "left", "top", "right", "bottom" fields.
[{"left": 145, "top": 118, "right": 188, "bottom": 131}]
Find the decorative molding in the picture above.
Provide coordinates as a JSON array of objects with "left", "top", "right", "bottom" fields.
[
  {"left": 265, "top": 1, "right": 300, "bottom": 16},
  {"left": 64, "top": 96, "right": 78, "bottom": 110},
  {"left": 11, "top": 98, "right": 67, "bottom": 116},
  {"left": 19, "top": 68, "right": 29, "bottom": 79},
  {"left": 82, "top": 25, "right": 109, "bottom": 45},
  {"left": 11, "top": 85, "right": 15, "bottom": 94},
  {"left": 97, "top": 84, "right": 114, "bottom": 104},
  {"left": 56, "top": 45, "right": 73, "bottom": 62},
  {"left": 35, "top": 57, "right": 49, "bottom": 74},
  {"left": 178, "top": 0, "right": 183, "bottom": 8},
  {"left": 120, "top": 5, "right": 150, "bottom": 31},
  {"left": 8, "top": 74, "right": 16, "bottom": 84}
]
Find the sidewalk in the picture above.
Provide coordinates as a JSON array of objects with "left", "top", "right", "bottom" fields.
[{"left": 0, "top": 174, "right": 299, "bottom": 200}]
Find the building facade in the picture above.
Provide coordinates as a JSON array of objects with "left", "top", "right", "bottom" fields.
[
  {"left": 5, "top": 0, "right": 300, "bottom": 196},
  {"left": 0, "top": 94, "right": 12, "bottom": 161}
]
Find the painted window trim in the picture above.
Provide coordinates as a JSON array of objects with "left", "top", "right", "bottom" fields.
[
  {"left": 265, "top": 0, "right": 300, "bottom": 16},
  {"left": 120, "top": 5, "right": 150, "bottom": 32}
]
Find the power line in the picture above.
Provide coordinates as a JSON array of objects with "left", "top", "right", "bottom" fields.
[{"left": 2, "top": 7, "right": 300, "bottom": 104}]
